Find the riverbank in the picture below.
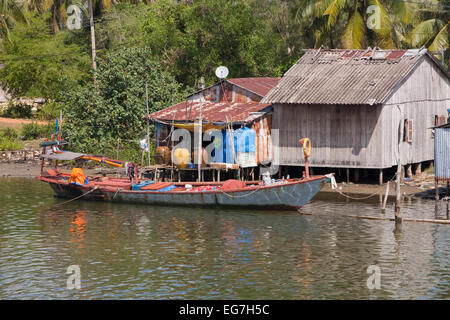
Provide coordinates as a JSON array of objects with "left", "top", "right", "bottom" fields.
[
  {"left": 1, "top": 162, "right": 442, "bottom": 199},
  {"left": 0, "top": 162, "right": 101, "bottom": 178}
]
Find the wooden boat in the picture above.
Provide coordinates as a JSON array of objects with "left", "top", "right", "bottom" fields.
[
  {"left": 37, "top": 137, "right": 331, "bottom": 210},
  {"left": 38, "top": 174, "right": 330, "bottom": 210}
]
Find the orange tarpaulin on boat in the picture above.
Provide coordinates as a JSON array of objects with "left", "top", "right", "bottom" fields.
[
  {"left": 68, "top": 168, "right": 88, "bottom": 186},
  {"left": 220, "top": 179, "right": 247, "bottom": 191}
]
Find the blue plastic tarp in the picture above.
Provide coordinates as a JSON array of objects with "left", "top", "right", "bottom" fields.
[
  {"left": 234, "top": 127, "right": 256, "bottom": 153},
  {"left": 132, "top": 180, "right": 154, "bottom": 190}
]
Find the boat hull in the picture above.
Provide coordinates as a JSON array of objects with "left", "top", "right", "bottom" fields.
[{"left": 43, "top": 176, "right": 328, "bottom": 210}]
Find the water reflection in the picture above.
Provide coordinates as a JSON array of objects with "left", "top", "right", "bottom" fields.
[{"left": 0, "top": 178, "right": 449, "bottom": 299}]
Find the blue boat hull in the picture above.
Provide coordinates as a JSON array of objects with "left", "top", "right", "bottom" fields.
[{"left": 45, "top": 176, "right": 328, "bottom": 210}]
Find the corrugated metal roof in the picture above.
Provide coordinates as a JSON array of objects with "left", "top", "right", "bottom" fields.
[
  {"left": 227, "top": 77, "right": 280, "bottom": 97},
  {"left": 262, "top": 48, "right": 436, "bottom": 105},
  {"left": 148, "top": 77, "right": 279, "bottom": 124},
  {"left": 149, "top": 101, "right": 272, "bottom": 123}
]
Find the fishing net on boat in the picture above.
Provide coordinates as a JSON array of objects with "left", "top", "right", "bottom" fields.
[{"left": 220, "top": 179, "right": 247, "bottom": 191}]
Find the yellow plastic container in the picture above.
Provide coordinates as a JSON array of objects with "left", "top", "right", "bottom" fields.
[{"left": 173, "top": 148, "right": 190, "bottom": 168}]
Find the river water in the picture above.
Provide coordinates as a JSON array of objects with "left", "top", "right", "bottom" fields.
[{"left": 0, "top": 177, "right": 449, "bottom": 299}]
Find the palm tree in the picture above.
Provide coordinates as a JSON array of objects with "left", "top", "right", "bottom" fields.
[
  {"left": 0, "top": 0, "right": 28, "bottom": 40},
  {"left": 296, "top": 0, "right": 418, "bottom": 49},
  {"left": 407, "top": 0, "right": 449, "bottom": 52}
]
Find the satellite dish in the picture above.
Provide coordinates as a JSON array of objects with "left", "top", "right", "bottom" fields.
[{"left": 215, "top": 66, "right": 229, "bottom": 79}]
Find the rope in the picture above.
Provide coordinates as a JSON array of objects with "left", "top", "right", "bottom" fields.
[
  {"left": 52, "top": 186, "right": 99, "bottom": 207},
  {"left": 330, "top": 173, "right": 399, "bottom": 200},
  {"left": 334, "top": 188, "right": 382, "bottom": 200},
  {"left": 113, "top": 188, "right": 122, "bottom": 200},
  {"left": 219, "top": 184, "right": 263, "bottom": 198}
]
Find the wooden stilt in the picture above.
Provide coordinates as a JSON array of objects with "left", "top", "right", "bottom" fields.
[
  {"left": 346, "top": 168, "right": 350, "bottom": 184},
  {"left": 414, "top": 162, "right": 422, "bottom": 175},
  {"left": 381, "top": 181, "right": 389, "bottom": 213},
  {"left": 354, "top": 169, "right": 359, "bottom": 183},
  {"left": 406, "top": 164, "right": 413, "bottom": 178},
  {"left": 435, "top": 179, "right": 439, "bottom": 200},
  {"left": 379, "top": 169, "right": 383, "bottom": 186},
  {"left": 447, "top": 181, "right": 450, "bottom": 197},
  {"left": 363, "top": 169, "right": 369, "bottom": 179}
]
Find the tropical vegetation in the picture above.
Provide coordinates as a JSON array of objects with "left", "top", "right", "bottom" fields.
[{"left": 0, "top": 0, "right": 447, "bottom": 155}]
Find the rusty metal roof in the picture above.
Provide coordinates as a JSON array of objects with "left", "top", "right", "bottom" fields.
[
  {"left": 227, "top": 77, "right": 280, "bottom": 97},
  {"left": 262, "top": 48, "right": 446, "bottom": 105},
  {"left": 149, "top": 77, "right": 279, "bottom": 123},
  {"left": 149, "top": 101, "right": 272, "bottom": 123}
]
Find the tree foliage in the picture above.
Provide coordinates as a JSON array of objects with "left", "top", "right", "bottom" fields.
[
  {"left": 0, "top": 13, "right": 90, "bottom": 100},
  {"left": 96, "top": 0, "right": 294, "bottom": 86},
  {"left": 63, "top": 47, "right": 183, "bottom": 154}
]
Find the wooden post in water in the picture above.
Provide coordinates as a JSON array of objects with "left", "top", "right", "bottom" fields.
[
  {"left": 382, "top": 181, "right": 389, "bottom": 213},
  {"left": 395, "top": 159, "right": 402, "bottom": 223}
]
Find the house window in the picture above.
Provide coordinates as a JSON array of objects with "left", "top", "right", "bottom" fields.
[
  {"left": 435, "top": 115, "right": 447, "bottom": 127},
  {"left": 432, "top": 115, "right": 447, "bottom": 138},
  {"left": 404, "top": 119, "right": 413, "bottom": 143}
]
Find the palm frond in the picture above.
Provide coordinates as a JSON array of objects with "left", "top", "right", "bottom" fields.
[
  {"left": 428, "top": 23, "right": 449, "bottom": 52},
  {"left": 341, "top": 9, "right": 365, "bottom": 49},
  {"left": 408, "top": 18, "right": 442, "bottom": 47},
  {"left": 323, "top": 0, "right": 348, "bottom": 29},
  {"left": 390, "top": 0, "right": 418, "bottom": 25}
]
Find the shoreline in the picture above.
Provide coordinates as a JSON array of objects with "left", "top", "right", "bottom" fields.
[{"left": 0, "top": 162, "right": 441, "bottom": 200}]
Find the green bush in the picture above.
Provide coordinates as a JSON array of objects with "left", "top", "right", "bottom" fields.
[
  {"left": 63, "top": 47, "right": 182, "bottom": 156},
  {"left": 37, "top": 101, "right": 61, "bottom": 120},
  {"left": 0, "top": 127, "right": 18, "bottom": 139},
  {"left": 21, "top": 122, "right": 55, "bottom": 140},
  {"left": 0, "top": 135, "right": 23, "bottom": 151},
  {"left": 1, "top": 103, "right": 32, "bottom": 119}
]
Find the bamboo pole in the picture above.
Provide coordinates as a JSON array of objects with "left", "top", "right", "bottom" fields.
[
  {"left": 145, "top": 83, "right": 151, "bottom": 167},
  {"left": 197, "top": 101, "right": 202, "bottom": 182}
]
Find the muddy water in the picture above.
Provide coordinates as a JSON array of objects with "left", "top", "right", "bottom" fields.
[{"left": 0, "top": 178, "right": 449, "bottom": 299}]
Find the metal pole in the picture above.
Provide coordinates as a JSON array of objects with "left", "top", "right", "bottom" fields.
[{"left": 146, "top": 83, "right": 150, "bottom": 167}]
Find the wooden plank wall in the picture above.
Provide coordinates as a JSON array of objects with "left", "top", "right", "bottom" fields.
[
  {"left": 251, "top": 115, "right": 273, "bottom": 163},
  {"left": 384, "top": 58, "right": 450, "bottom": 167},
  {"left": 273, "top": 103, "right": 385, "bottom": 168},
  {"left": 272, "top": 57, "right": 450, "bottom": 169}
]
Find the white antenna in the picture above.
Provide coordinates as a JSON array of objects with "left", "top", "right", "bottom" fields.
[{"left": 215, "top": 66, "right": 229, "bottom": 79}]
